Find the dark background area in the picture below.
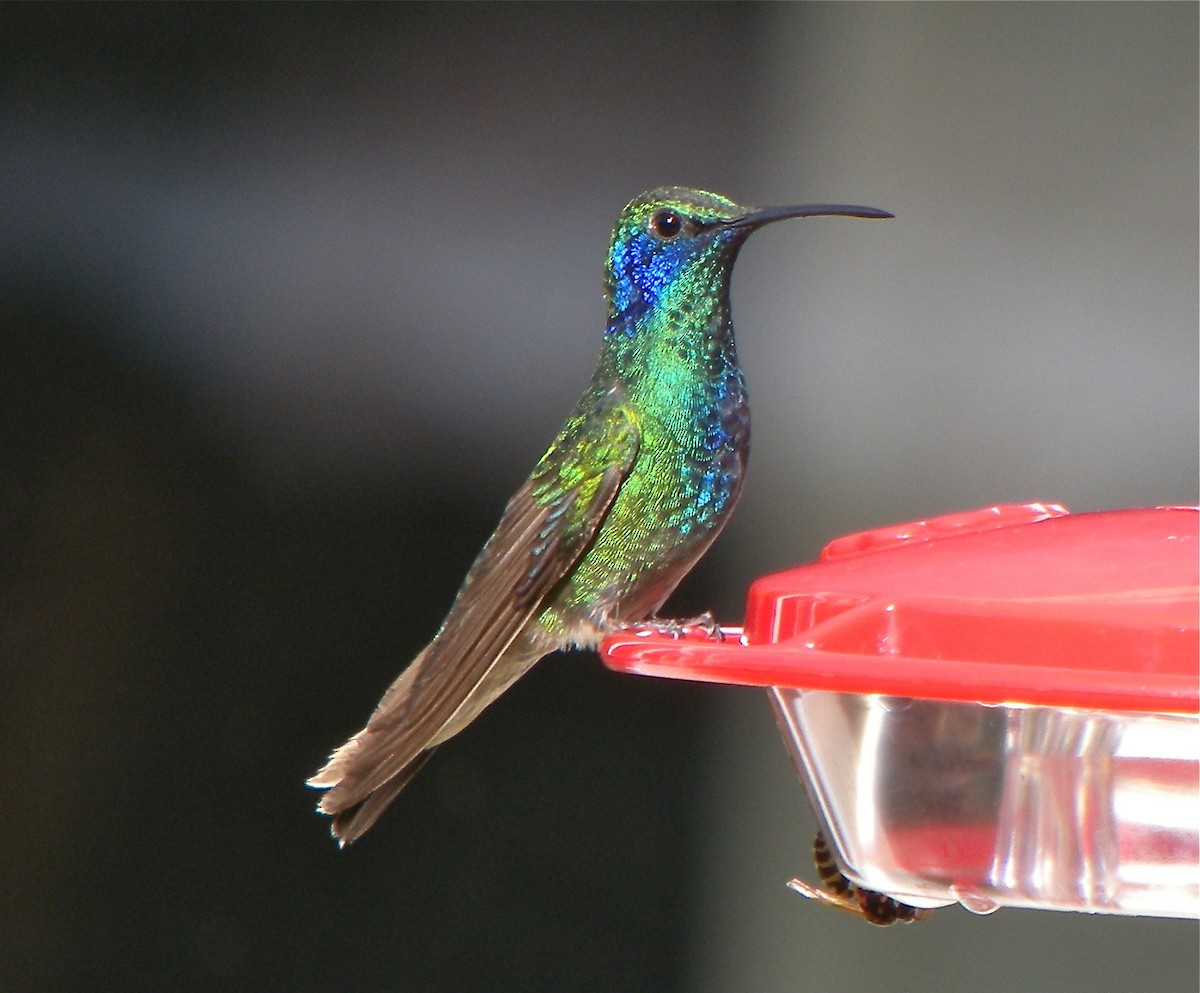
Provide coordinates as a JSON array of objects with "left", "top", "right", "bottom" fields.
[{"left": 1, "top": 5, "right": 1196, "bottom": 992}]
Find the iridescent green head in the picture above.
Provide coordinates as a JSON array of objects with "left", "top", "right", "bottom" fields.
[{"left": 604, "top": 186, "right": 891, "bottom": 333}]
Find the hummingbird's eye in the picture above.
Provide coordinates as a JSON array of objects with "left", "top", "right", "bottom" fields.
[{"left": 649, "top": 210, "right": 684, "bottom": 240}]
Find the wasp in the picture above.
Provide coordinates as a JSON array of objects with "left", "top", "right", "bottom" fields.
[{"left": 788, "top": 830, "right": 934, "bottom": 926}]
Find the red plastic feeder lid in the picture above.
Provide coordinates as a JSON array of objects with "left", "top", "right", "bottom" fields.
[{"left": 602, "top": 503, "right": 1199, "bottom": 714}]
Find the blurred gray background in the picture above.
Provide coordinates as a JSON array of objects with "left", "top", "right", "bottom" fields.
[{"left": 2, "top": 4, "right": 1196, "bottom": 991}]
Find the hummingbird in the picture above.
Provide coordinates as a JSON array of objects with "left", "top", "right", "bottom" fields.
[{"left": 308, "top": 187, "right": 891, "bottom": 845}]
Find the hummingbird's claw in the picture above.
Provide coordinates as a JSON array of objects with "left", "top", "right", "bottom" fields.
[{"left": 637, "top": 611, "right": 725, "bottom": 641}]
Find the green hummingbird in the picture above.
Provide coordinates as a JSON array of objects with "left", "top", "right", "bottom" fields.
[{"left": 309, "top": 187, "right": 891, "bottom": 845}]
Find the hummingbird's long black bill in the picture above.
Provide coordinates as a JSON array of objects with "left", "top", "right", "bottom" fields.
[{"left": 726, "top": 203, "right": 894, "bottom": 229}]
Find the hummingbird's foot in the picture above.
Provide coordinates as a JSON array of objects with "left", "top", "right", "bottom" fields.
[
  {"left": 637, "top": 611, "right": 725, "bottom": 641},
  {"left": 788, "top": 830, "right": 933, "bottom": 926}
]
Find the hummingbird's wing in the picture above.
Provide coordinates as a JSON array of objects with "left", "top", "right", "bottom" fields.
[{"left": 310, "top": 397, "right": 640, "bottom": 842}]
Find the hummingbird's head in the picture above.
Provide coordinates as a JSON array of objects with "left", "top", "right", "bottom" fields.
[{"left": 604, "top": 187, "right": 891, "bottom": 331}]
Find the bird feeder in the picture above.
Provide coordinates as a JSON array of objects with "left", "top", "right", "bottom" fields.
[{"left": 601, "top": 503, "right": 1199, "bottom": 919}]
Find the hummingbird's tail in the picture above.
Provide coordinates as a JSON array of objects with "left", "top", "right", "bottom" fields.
[
  {"left": 323, "top": 748, "right": 436, "bottom": 847},
  {"left": 309, "top": 460, "right": 634, "bottom": 844},
  {"left": 307, "top": 631, "right": 547, "bottom": 845},
  {"left": 308, "top": 644, "right": 433, "bottom": 844}
]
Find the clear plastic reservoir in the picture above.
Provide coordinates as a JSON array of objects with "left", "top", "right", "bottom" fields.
[{"left": 772, "top": 689, "right": 1198, "bottom": 917}]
